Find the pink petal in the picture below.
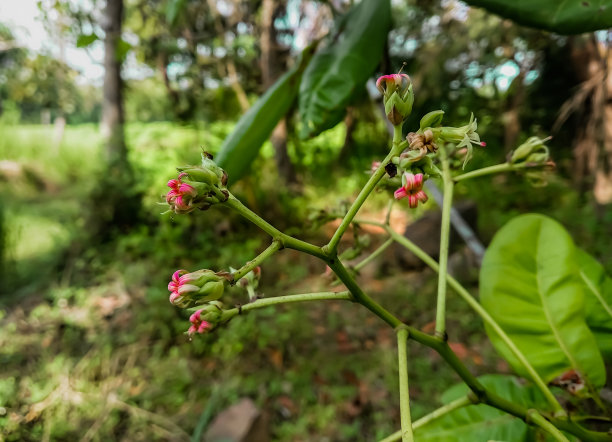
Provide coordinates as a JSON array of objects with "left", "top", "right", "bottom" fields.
[
  {"left": 415, "top": 190, "right": 428, "bottom": 203},
  {"left": 179, "top": 183, "right": 197, "bottom": 196},
  {"left": 404, "top": 173, "right": 416, "bottom": 190},
  {"left": 175, "top": 196, "right": 189, "bottom": 209},
  {"left": 166, "top": 190, "right": 179, "bottom": 203},
  {"left": 178, "top": 172, "right": 188, "bottom": 180},
  {"left": 168, "top": 281, "right": 178, "bottom": 292},
  {"left": 167, "top": 179, "right": 180, "bottom": 189},
  {"left": 189, "top": 309, "right": 203, "bottom": 323},
  {"left": 408, "top": 194, "right": 419, "bottom": 209},
  {"left": 413, "top": 173, "right": 424, "bottom": 189},
  {"left": 197, "top": 321, "right": 210, "bottom": 333},
  {"left": 169, "top": 292, "right": 180, "bottom": 303},
  {"left": 480, "top": 141, "right": 486, "bottom": 147},
  {"left": 178, "top": 284, "right": 199, "bottom": 295},
  {"left": 172, "top": 269, "right": 187, "bottom": 283},
  {"left": 394, "top": 187, "right": 408, "bottom": 200}
]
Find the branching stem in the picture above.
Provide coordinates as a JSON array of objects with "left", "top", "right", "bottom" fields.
[
  {"left": 326, "top": 124, "right": 405, "bottom": 256},
  {"left": 231, "top": 240, "right": 282, "bottom": 282}
]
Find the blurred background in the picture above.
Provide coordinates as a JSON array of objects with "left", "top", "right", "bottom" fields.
[{"left": 1, "top": 0, "right": 611, "bottom": 440}]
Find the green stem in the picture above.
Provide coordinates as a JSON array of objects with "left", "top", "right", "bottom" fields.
[
  {"left": 363, "top": 219, "right": 563, "bottom": 414},
  {"left": 396, "top": 327, "right": 414, "bottom": 442},
  {"left": 353, "top": 237, "right": 394, "bottom": 273},
  {"left": 435, "top": 153, "right": 453, "bottom": 337},
  {"left": 222, "top": 291, "right": 353, "bottom": 321},
  {"left": 326, "top": 124, "right": 405, "bottom": 256},
  {"left": 380, "top": 395, "right": 474, "bottom": 442},
  {"left": 231, "top": 240, "right": 282, "bottom": 283},
  {"left": 328, "top": 258, "right": 402, "bottom": 328},
  {"left": 528, "top": 410, "right": 570, "bottom": 442},
  {"left": 453, "top": 163, "right": 516, "bottom": 182},
  {"left": 385, "top": 199, "right": 395, "bottom": 225},
  {"left": 226, "top": 194, "right": 328, "bottom": 260}
]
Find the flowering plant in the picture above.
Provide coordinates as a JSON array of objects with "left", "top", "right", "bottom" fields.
[{"left": 160, "top": 74, "right": 611, "bottom": 442}]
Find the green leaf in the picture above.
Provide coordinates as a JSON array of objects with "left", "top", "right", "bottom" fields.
[
  {"left": 298, "top": 0, "right": 391, "bottom": 139},
  {"left": 216, "top": 45, "right": 317, "bottom": 180},
  {"left": 416, "top": 375, "right": 549, "bottom": 441},
  {"left": 76, "top": 33, "right": 98, "bottom": 48},
  {"left": 463, "top": 0, "right": 612, "bottom": 34},
  {"left": 576, "top": 248, "right": 612, "bottom": 360},
  {"left": 480, "top": 214, "right": 606, "bottom": 389}
]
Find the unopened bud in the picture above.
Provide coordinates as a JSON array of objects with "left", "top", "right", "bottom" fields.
[
  {"left": 510, "top": 136, "right": 551, "bottom": 165},
  {"left": 188, "top": 302, "right": 225, "bottom": 335},
  {"left": 169, "top": 269, "right": 227, "bottom": 308},
  {"left": 167, "top": 155, "right": 229, "bottom": 214},
  {"left": 376, "top": 74, "right": 414, "bottom": 126},
  {"left": 419, "top": 110, "right": 444, "bottom": 130}
]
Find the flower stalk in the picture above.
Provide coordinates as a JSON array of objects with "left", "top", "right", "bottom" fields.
[{"left": 396, "top": 327, "right": 415, "bottom": 442}]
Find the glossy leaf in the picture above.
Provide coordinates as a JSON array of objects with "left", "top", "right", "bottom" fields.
[
  {"left": 298, "top": 0, "right": 390, "bottom": 139},
  {"left": 480, "top": 214, "right": 605, "bottom": 389},
  {"left": 463, "top": 0, "right": 612, "bottom": 34},
  {"left": 577, "top": 248, "right": 612, "bottom": 360},
  {"left": 215, "top": 45, "right": 316, "bottom": 180},
  {"left": 416, "top": 375, "right": 549, "bottom": 441}
]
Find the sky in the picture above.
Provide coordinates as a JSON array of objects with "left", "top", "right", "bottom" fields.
[{"left": 0, "top": 0, "right": 105, "bottom": 83}]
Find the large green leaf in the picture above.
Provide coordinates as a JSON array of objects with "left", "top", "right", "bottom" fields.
[
  {"left": 298, "top": 0, "right": 390, "bottom": 139},
  {"left": 480, "top": 214, "right": 605, "bottom": 389},
  {"left": 464, "top": 0, "right": 612, "bottom": 34},
  {"left": 416, "top": 375, "right": 549, "bottom": 441},
  {"left": 215, "top": 45, "right": 316, "bottom": 180},
  {"left": 577, "top": 248, "right": 612, "bottom": 360}
]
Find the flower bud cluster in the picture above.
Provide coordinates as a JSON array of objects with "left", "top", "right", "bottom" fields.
[
  {"left": 376, "top": 74, "right": 414, "bottom": 126},
  {"left": 510, "top": 136, "right": 552, "bottom": 166},
  {"left": 168, "top": 269, "right": 227, "bottom": 308},
  {"left": 166, "top": 153, "right": 229, "bottom": 214}
]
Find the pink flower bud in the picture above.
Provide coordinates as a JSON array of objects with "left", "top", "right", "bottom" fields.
[
  {"left": 188, "top": 309, "right": 212, "bottom": 335},
  {"left": 168, "top": 268, "right": 226, "bottom": 307}
]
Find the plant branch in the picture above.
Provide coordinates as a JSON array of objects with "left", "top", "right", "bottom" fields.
[
  {"left": 325, "top": 125, "right": 405, "bottom": 256},
  {"left": 359, "top": 219, "right": 564, "bottom": 414},
  {"left": 454, "top": 162, "right": 523, "bottom": 182},
  {"left": 231, "top": 240, "right": 282, "bottom": 282},
  {"left": 222, "top": 291, "right": 353, "bottom": 321},
  {"left": 226, "top": 193, "right": 328, "bottom": 260},
  {"left": 353, "top": 237, "right": 394, "bottom": 273},
  {"left": 435, "top": 152, "right": 453, "bottom": 337},
  {"left": 396, "top": 327, "right": 414, "bottom": 442},
  {"left": 380, "top": 395, "right": 475, "bottom": 442},
  {"left": 528, "top": 410, "right": 570, "bottom": 442}
]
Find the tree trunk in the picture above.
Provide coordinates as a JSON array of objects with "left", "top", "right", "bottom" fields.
[
  {"left": 90, "top": 0, "right": 140, "bottom": 240},
  {"left": 101, "top": 0, "right": 128, "bottom": 171},
  {"left": 260, "top": 0, "right": 296, "bottom": 184}
]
